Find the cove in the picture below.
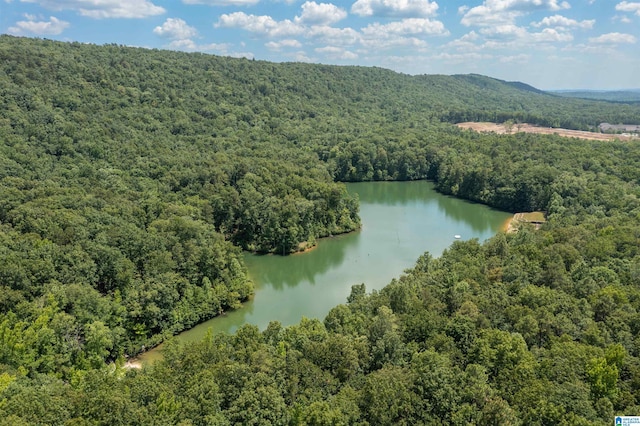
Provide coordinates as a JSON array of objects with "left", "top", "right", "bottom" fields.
[{"left": 137, "top": 181, "right": 511, "bottom": 363}]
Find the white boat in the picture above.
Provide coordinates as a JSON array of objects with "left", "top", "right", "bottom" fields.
[{"left": 454, "top": 234, "right": 461, "bottom": 239}]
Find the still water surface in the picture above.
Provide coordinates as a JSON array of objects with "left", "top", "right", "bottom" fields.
[{"left": 138, "top": 181, "right": 510, "bottom": 362}]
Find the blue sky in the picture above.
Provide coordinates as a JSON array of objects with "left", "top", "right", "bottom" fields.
[{"left": 1, "top": 0, "right": 639, "bottom": 89}]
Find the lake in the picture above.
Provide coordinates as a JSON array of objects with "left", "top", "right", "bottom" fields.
[{"left": 136, "top": 181, "right": 511, "bottom": 363}]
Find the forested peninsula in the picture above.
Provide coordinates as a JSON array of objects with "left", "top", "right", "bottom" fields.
[{"left": 2, "top": 35, "right": 640, "bottom": 424}]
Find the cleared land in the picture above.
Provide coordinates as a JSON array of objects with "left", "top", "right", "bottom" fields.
[
  {"left": 505, "top": 212, "right": 546, "bottom": 233},
  {"left": 457, "top": 122, "right": 637, "bottom": 141}
]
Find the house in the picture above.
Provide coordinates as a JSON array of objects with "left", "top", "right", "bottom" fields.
[{"left": 599, "top": 123, "right": 640, "bottom": 133}]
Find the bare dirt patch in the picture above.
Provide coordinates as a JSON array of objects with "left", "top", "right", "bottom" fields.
[
  {"left": 456, "top": 122, "right": 636, "bottom": 141},
  {"left": 505, "top": 212, "right": 546, "bottom": 233}
]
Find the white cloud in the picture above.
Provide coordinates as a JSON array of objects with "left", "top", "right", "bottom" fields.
[
  {"left": 479, "top": 24, "right": 527, "bottom": 39},
  {"left": 153, "top": 18, "right": 198, "bottom": 39},
  {"left": 460, "top": 31, "right": 479, "bottom": 41},
  {"left": 460, "top": 6, "right": 521, "bottom": 26},
  {"left": 616, "top": 1, "right": 640, "bottom": 16},
  {"left": 615, "top": 15, "right": 633, "bottom": 23},
  {"left": 293, "top": 51, "right": 314, "bottom": 62},
  {"left": 167, "top": 38, "right": 197, "bottom": 50},
  {"left": 445, "top": 31, "right": 481, "bottom": 51},
  {"left": 8, "top": 15, "right": 69, "bottom": 35},
  {"left": 531, "top": 15, "right": 595, "bottom": 29},
  {"left": 351, "top": 0, "right": 438, "bottom": 18},
  {"left": 227, "top": 51, "right": 255, "bottom": 59},
  {"left": 19, "top": 0, "right": 165, "bottom": 19},
  {"left": 216, "top": 12, "right": 304, "bottom": 37},
  {"left": 166, "top": 38, "right": 232, "bottom": 52},
  {"left": 449, "top": 22, "right": 573, "bottom": 54},
  {"left": 499, "top": 53, "right": 530, "bottom": 63},
  {"left": 529, "top": 27, "right": 573, "bottom": 42},
  {"left": 455, "top": 1, "right": 580, "bottom": 53},
  {"left": 315, "top": 46, "right": 358, "bottom": 60},
  {"left": 361, "top": 18, "right": 449, "bottom": 37},
  {"left": 589, "top": 32, "right": 637, "bottom": 43},
  {"left": 306, "top": 25, "right": 360, "bottom": 45},
  {"left": 502, "top": 0, "right": 570, "bottom": 12},
  {"left": 432, "top": 52, "right": 493, "bottom": 63},
  {"left": 151, "top": 17, "right": 238, "bottom": 54},
  {"left": 182, "top": 0, "right": 259, "bottom": 5},
  {"left": 295, "top": 2, "right": 347, "bottom": 25},
  {"left": 361, "top": 35, "right": 429, "bottom": 49},
  {"left": 564, "top": 42, "right": 621, "bottom": 55},
  {"left": 265, "top": 39, "right": 302, "bottom": 50},
  {"left": 481, "top": 24, "right": 573, "bottom": 42},
  {"left": 460, "top": 0, "right": 570, "bottom": 26}
]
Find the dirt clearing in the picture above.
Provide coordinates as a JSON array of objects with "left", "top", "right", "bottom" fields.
[{"left": 456, "top": 122, "right": 637, "bottom": 141}]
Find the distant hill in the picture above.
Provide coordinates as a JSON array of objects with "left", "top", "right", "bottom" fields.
[
  {"left": 1, "top": 36, "right": 638, "bottom": 132},
  {"left": 453, "top": 73, "right": 547, "bottom": 95},
  {"left": 550, "top": 89, "right": 640, "bottom": 103}
]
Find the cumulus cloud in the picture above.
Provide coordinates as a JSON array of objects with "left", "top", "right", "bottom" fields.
[
  {"left": 361, "top": 18, "right": 449, "bottom": 37},
  {"left": 616, "top": 1, "right": 640, "bottom": 16},
  {"left": 460, "top": 0, "right": 570, "bottom": 26},
  {"left": 432, "top": 51, "right": 493, "bottom": 63},
  {"left": 293, "top": 51, "right": 314, "bottom": 62},
  {"left": 227, "top": 51, "right": 255, "bottom": 59},
  {"left": 351, "top": 0, "right": 438, "bottom": 18},
  {"left": 499, "top": 53, "right": 530, "bottom": 63},
  {"left": 480, "top": 24, "right": 573, "bottom": 43},
  {"left": 479, "top": 24, "right": 527, "bottom": 40},
  {"left": 529, "top": 27, "right": 573, "bottom": 42},
  {"left": 19, "top": 0, "right": 165, "bottom": 19},
  {"left": 168, "top": 39, "right": 231, "bottom": 52},
  {"left": 295, "top": 2, "right": 347, "bottom": 25},
  {"left": 315, "top": 46, "right": 358, "bottom": 60},
  {"left": 589, "top": 32, "right": 637, "bottom": 43},
  {"left": 460, "top": 7, "right": 520, "bottom": 26},
  {"left": 182, "top": 0, "right": 259, "bottom": 5},
  {"left": 166, "top": 39, "right": 197, "bottom": 50},
  {"left": 216, "top": 12, "right": 304, "bottom": 37},
  {"left": 265, "top": 39, "right": 302, "bottom": 50},
  {"left": 306, "top": 25, "right": 360, "bottom": 46},
  {"left": 152, "top": 17, "right": 234, "bottom": 54},
  {"left": 444, "top": 31, "right": 480, "bottom": 51},
  {"left": 153, "top": 18, "right": 198, "bottom": 39},
  {"left": 498, "top": 0, "right": 570, "bottom": 12},
  {"left": 8, "top": 14, "right": 69, "bottom": 35},
  {"left": 153, "top": 18, "right": 205, "bottom": 53},
  {"left": 615, "top": 15, "right": 633, "bottom": 23},
  {"left": 531, "top": 15, "right": 595, "bottom": 29},
  {"left": 361, "top": 35, "right": 429, "bottom": 49}
]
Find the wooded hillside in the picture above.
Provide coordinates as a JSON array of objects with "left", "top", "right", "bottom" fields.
[{"left": 1, "top": 35, "right": 640, "bottom": 424}]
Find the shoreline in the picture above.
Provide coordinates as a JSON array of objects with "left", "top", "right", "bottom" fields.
[{"left": 501, "top": 215, "right": 514, "bottom": 233}]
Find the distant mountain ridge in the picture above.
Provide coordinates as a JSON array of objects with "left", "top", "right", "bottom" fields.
[
  {"left": 549, "top": 89, "right": 640, "bottom": 103},
  {"left": 2, "top": 35, "right": 639, "bottom": 131},
  {"left": 453, "top": 73, "right": 547, "bottom": 95}
]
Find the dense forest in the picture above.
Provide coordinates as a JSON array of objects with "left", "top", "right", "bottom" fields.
[{"left": 1, "top": 35, "right": 640, "bottom": 424}]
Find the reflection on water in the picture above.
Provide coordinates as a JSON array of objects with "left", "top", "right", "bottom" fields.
[
  {"left": 138, "top": 181, "right": 511, "bottom": 363},
  {"left": 247, "top": 231, "right": 361, "bottom": 290},
  {"left": 355, "top": 181, "right": 504, "bottom": 234}
]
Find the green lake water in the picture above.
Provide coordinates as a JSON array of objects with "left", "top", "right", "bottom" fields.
[{"left": 137, "top": 181, "right": 511, "bottom": 363}]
